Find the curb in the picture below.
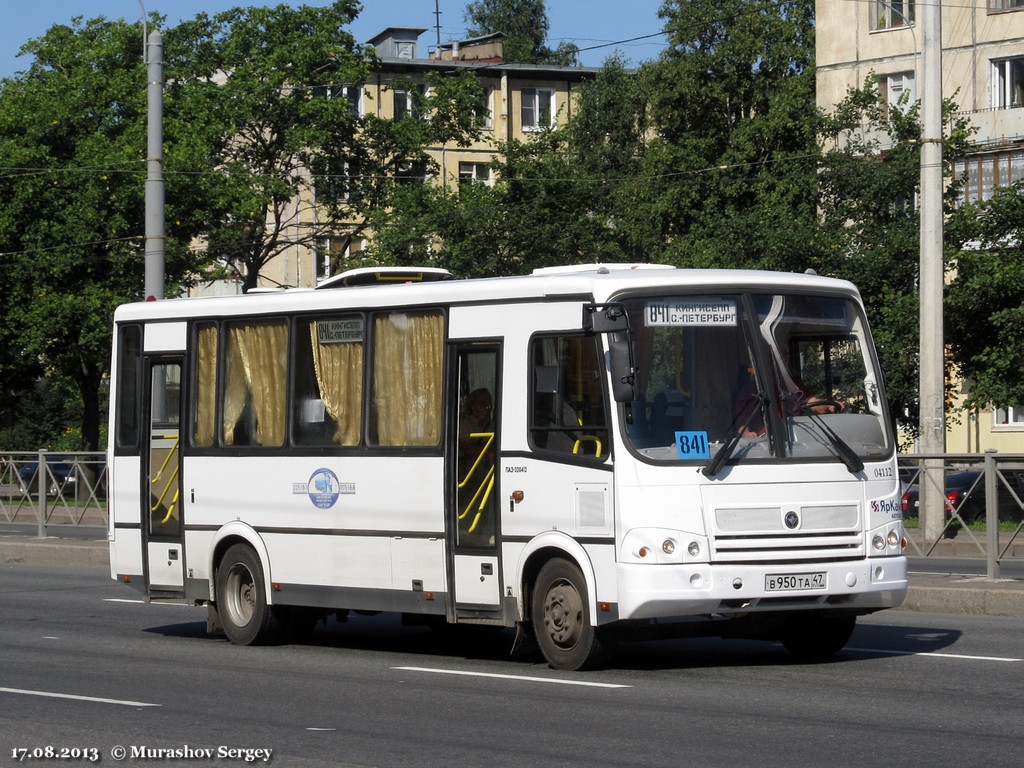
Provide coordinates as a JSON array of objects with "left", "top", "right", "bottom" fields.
[
  {"left": 0, "top": 537, "right": 109, "bottom": 568},
  {"left": 895, "top": 575, "right": 1024, "bottom": 618}
]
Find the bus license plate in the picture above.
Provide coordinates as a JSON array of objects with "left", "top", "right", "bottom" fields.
[{"left": 765, "top": 572, "right": 827, "bottom": 591}]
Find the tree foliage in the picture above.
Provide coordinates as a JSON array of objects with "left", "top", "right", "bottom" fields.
[
  {"left": 0, "top": 14, "right": 204, "bottom": 450},
  {"left": 817, "top": 79, "right": 975, "bottom": 435},
  {"left": 946, "top": 182, "right": 1024, "bottom": 411},
  {"left": 167, "top": 1, "right": 373, "bottom": 291},
  {"left": 641, "top": 0, "right": 821, "bottom": 272}
]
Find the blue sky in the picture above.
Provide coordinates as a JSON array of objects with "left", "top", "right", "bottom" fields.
[{"left": 0, "top": 1, "right": 669, "bottom": 78}]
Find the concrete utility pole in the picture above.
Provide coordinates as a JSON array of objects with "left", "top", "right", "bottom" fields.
[
  {"left": 144, "top": 28, "right": 165, "bottom": 301},
  {"left": 918, "top": 0, "right": 946, "bottom": 540}
]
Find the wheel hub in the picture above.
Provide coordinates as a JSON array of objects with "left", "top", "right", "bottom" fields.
[{"left": 543, "top": 581, "right": 582, "bottom": 648}]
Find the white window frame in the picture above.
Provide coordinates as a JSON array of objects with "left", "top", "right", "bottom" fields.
[
  {"left": 872, "top": 1, "right": 915, "bottom": 31},
  {"left": 476, "top": 86, "right": 494, "bottom": 130},
  {"left": 458, "top": 162, "right": 491, "bottom": 185},
  {"left": 992, "top": 57, "right": 1024, "bottom": 109},
  {"left": 394, "top": 84, "right": 427, "bottom": 121},
  {"left": 994, "top": 404, "right": 1024, "bottom": 428},
  {"left": 521, "top": 88, "right": 555, "bottom": 131}
]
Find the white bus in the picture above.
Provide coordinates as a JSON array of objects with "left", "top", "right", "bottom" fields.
[{"left": 108, "top": 264, "right": 907, "bottom": 670}]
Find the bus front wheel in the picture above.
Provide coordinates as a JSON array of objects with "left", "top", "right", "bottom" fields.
[
  {"left": 215, "top": 543, "right": 284, "bottom": 646},
  {"left": 531, "top": 558, "right": 615, "bottom": 671}
]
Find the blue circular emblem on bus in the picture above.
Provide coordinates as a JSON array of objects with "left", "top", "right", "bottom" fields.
[{"left": 308, "top": 468, "right": 340, "bottom": 509}]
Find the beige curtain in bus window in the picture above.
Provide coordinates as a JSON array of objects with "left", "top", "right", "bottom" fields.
[
  {"left": 222, "top": 330, "right": 248, "bottom": 446},
  {"left": 308, "top": 321, "right": 363, "bottom": 445},
  {"left": 373, "top": 311, "right": 443, "bottom": 446},
  {"left": 193, "top": 324, "right": 218, "bottom": 447},
  {"left": 224, "top": 320, "right": 288, "bottom": 446}
]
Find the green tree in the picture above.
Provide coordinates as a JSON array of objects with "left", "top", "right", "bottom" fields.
[
  {"left": 946, "top": 182, "right": 1024, "bottom": 412},
  {"left": 167, "top": 1, "right": 374, "bottom": 291},
  {"left": 0, "top": 15, "right": 204, "bottom": 451},
  {"left": 464, "top": 0, "right": 578, "bottom": 65},
  {"left": 817, "top": 79, "right": 974, "bottom": 437}
]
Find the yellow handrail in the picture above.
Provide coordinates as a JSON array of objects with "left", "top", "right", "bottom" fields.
[
  {"left": 150, "top": 435, "right": 180, "bottom": 525},
  {"left": 458, "top": 432, "right": 495, "bottom": 533}
]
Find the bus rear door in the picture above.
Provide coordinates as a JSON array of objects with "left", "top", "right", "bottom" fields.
[
  {"left": 144, "top": 358, "right": 185, "bottom": 597},
  {"left": 449, "top": 343, "right": 503, "bottom": 617}
]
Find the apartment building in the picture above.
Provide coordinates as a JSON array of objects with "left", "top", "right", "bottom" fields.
[
  {"left": 244, "top": 26, "right": 600, "bottom": 293},
  {"left": 816, "top": 1, "right": 1024, "bottom": 451}
]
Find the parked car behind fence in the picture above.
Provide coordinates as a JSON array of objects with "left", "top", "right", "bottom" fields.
[{"left": 901, "top": 469, "right": 1024, "bottom": 524}]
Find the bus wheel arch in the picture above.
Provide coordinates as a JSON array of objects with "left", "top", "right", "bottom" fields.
[{"left": 517, "top": 539, "right": 615, "bottom": 671}]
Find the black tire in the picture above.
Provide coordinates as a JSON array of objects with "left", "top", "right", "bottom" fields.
[
  {"left": 215, "top": 543, "right": 285, "bottom": 646},
  {"left": 531, "top": 558, "right": 615, "bottom": 671},
  {"left": 780, "top": 614, "right": 856, "bottom": 661}
]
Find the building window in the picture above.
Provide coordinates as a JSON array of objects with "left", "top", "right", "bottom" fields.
[
  {"left": 990, "top": 0, "right": 1024, "bottom": 12},
  {"left": 312, "top": 83, "right": 361, "bottom": 116},
  {"left": 954, "top": 150, "right": 1024, "bottom": 204},
  {"left": 873, "top": 0, "right": 914, "bottom": 30},
  {"left": 521, "top": 88, "right": 554, "bottom": 130},
  {"left": 475, "top": 86, "right": 493, "bottom": 130},
  {"left": 394, "top": 84, "right": 426, "bottom": 121},
  {"left": 994, "top": 404, "right": 1024, "bottom": 428},
  {"left": 881, "top": 71, "right": 915, "bottom": 116},
  {"left": 458, "top": 162, "right": 490, "bottom": 184},
  {"left": 992, "top": 57, "right": 1024, "bottom": 109}
]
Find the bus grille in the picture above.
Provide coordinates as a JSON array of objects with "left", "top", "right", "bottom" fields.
[{"left": 711, "top": 504, "right": 863, "bottom": 563}]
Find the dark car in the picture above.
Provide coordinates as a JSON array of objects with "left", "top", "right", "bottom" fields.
[
  {"left": 901, "top": 469, "right": 1024, "bottom": 524},
  {"left": 17, "top": 455, "right": 83, "bottom": 496},
  {"left": 16, "top": 456, "right": 105, "bottom": 499}
]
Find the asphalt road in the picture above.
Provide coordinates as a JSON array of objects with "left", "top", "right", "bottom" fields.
[{"left": 2, "top": 562, "right": 1022, "bottom": 768}]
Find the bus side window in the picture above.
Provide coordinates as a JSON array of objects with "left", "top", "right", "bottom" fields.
[
  {"left": 222, "top": 320, "right": 288, "bottom": 447},
  {"left": 529, "top": 334, "right": 609, "bottom": 458},
  {"left": 294, "top": 317, "right": 364, "bottom": 446}
]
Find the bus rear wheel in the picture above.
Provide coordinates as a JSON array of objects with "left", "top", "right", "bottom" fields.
[
  {"left": 780, "top": 614, "right": 856, "bottom": 661},
  {"left": 531, "top": 558, "right": 615, "bottom": 671},
  {"left": 216, "top": 543, "right": 285, "bottom": 645}
]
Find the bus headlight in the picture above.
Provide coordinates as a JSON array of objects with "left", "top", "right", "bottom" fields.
[
  {"left": 687, "top": 541, "right": 701, "bottom": 557},
  {"left": 662, "top": 539, "right": 676, "bottom": 555},
  {"left": 872, "top": 534, "right": 886, "bottom": 551},
  {"left": 887, "top": 530, "right": 900, "bottom": 547}
]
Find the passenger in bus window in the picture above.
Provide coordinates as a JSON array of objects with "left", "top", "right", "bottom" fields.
[{"left": 459, "top": 388, "right": 493, "bottom": 464}]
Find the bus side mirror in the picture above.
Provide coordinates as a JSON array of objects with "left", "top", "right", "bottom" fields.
[
  {"left": 584, "top": 304, "right": 636, "bottom": 404},
  {"left": 607, "top": 335, "right": 635, "bottom": 403}
]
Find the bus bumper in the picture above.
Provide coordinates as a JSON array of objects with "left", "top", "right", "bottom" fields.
[{"left": 614, "top": 556, "right": 908, "bottom": 622}]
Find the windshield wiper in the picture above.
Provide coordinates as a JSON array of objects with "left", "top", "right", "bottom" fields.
[
  {"left": 795, "top": 402, "right": 864, "bottom": 474},
  {"left": 703, "top": 393, "right": 764, "bottom": 478}
]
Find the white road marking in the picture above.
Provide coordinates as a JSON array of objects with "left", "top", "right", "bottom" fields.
[
  {"left": 847, "top": 647, "right": 1021, "bottom": 662},
  {"left": 0, "top": 687, "right": 161, "bottom": 707},
  {"left": 103, "top": 598, "right": 189, "bottom": 606},
  {"left": 394, "top": 666, "right": 631, "bottom": 688}
]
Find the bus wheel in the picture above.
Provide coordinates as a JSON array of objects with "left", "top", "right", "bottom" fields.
[
  {"left": 780, "top": 614, "right": 856, "bottom": 661},
  {"left": 531, "top": 558, "right": 615, "bottom": 671},
  {"left": 216, "top": 544, "right": 284, "bottom": 646}
]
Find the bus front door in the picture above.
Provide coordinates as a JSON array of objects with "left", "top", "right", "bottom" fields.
[
  {"left": 449, "top": 344, "right": 502, "bottom": 616},
  {"left": 143, "top": 358, "right": 184, "bottom": 596}
]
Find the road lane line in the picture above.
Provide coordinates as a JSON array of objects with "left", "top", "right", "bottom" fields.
[
  {"left": 847, "top": 647, "right": 1021, "bottom": 662},
  {"left": 0, "top": 687, "right": 161, "bottom": 707},
  {"left": 393, "top": 666, "right": 631, "bottom": 688},
  {"left": 103, "top": 598, "right": 189, "bottom": 606}
]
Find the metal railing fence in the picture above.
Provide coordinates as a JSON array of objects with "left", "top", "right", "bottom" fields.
[
  {"left": 898, "top": 452, "right": 1024, "bottom": 577},
  {"left": 0, "top": 450, "right": 108, "bottom": 536}
]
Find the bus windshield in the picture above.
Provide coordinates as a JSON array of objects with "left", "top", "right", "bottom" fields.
[{"left": 622, "top": 291, "right": 891, "bottom": 466}]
